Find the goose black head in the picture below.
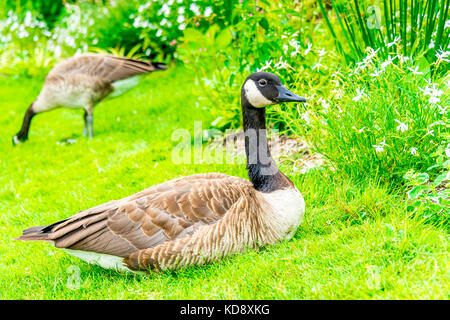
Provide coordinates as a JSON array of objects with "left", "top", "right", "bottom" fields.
[{"left": 242, "top": 72, "right": 306, "bottom": 108}]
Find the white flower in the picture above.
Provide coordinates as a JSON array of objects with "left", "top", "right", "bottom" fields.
[
  {"left": 258, "top": 59, "right": 272, "bottom": 71},
  {"left": 352, "top": 88, "right": 367, "bottom": 101},
  {"left": 397, "top": 54, "right": 410, "bottom": 64},
  {"left": 381, "top": 55, "right": 395, "bottom": 69},
  {"left": 435, "top": 50, "right": 450, "bottom": 63},
  {"left": 425, "top": 128, "right": 435, "bottom": 137},
  {"left": 177, "top": 15, "right": 185, "bottom": 23},
  {"left": 436, "top": 105, "right": 448, "bottom": 114},
  {"left": 370, "top": 69, "right": 383, "bottom": 77},
  {"left": 318, "top": 97, "right": 330, "bottom": 112},
  {"left": 395, "top": 119, "right": 408, "bottom": 132},
  {"left": 190, "top": 3, "right": 201, "bottom": 15},
  {"left": 373, "top": 140, "right": 387, "bottom": 153},
  {"left": 274, "top": 57, "right": 291, "bottom": 70},
  {"left": 312, "top": 58, "right": 326, "bottom": 71},
  {"left": 289, "top": 40, "right": 301, "bottom": 57},
  {"left": 386, "top": 35, "right": 401, "bottom": 48},
  {"left": 318, "top": 48, "right": 327, "bottom": 57},
  {"left": 158, "top": 3, "right": 171, "bottom": 16},
  {"left": 300, "top": 111, "right": 310, "bottom": 124},
  {"left": 289, "top": 39, "right": 300, "bottom": 49},
  {"left": 410, "top": 147, "right": 417, "bottom": 155},
  {"left": 304, "top": 42, "right": 312, "bottom": 56},
  {"left": 331, "top": 88, "right": 343, "bottom": 99},
  {"left": 445, "top": 144, "right": 450, "bottom": 157},
  {"left": 420, "top": 82, "right": 443, "bottom": 104},
  {"left": 365, "top": 47, "right": 380, "bottom": 59},
  {"left": 204, "top": 7, "right": 213, "bottom": 17},
  {"left": 407, "top": 66, "right": 423, "bottom": 75}
]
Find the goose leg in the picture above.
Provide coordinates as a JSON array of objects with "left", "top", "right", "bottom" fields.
[
  {"left": 83, "top": 108, "right": 94, "bottom": 139},
  {"left": 87, "top": 114, "right": 94, "bottom": 139},
  {"left": 13, "top": 102, "right": 36, "bottom": 145},
  {"left": 82, "top": 111, "right": 88, "bottom": 137}
]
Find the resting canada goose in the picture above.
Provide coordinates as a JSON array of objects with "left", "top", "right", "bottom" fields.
[
  {"left": 12, "top": 53, "right": 167, "bottom": 145},
  {"left": 16, "top": 72, "right": 306, "bottom": 272}
]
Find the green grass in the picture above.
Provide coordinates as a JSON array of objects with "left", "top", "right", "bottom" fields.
[{"left": 0, "top": 66, "right": 448, "bottom": 299}]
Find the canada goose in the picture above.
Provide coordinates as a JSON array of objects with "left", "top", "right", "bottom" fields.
[
  {"left": 12, "top": 53, "right": 167, "bottom": 145},
  {"left": 16, "top": 72, "right": 306, "bottom": 273}
]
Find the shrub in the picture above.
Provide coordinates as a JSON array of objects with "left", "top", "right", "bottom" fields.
[
  {"left": 403, "top": 145, "right": 449, "bottom": 228},
  {"left": 177, "top": 0, "right": 449, "bottom": 188},
  {"left": 302, "top": 50, "right": 449, "bottom": 185},
  {"left": 318, "top": 0, "right": 450, "bottom": 66},
  {"left": 177, "top": 0, "right": 323, "bottom": 130}
]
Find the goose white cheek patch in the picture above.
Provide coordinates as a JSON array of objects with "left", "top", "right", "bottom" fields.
[{"left": 244, "top": 80, "right": 273, "bottom": 108}]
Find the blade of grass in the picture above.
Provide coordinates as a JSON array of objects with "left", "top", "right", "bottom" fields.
[
  {"left": 317, "top": 0, "right": 349, "bottom": 62},
  {"left": 353, "top": 0, "right": 375, "bottom": 49},
  {"left": 434, "top": 0, "right": 450, "bottom": 52}
]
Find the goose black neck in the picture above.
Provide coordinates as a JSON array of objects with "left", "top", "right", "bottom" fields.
[
  {"left": 16, "top": 103, "right": 35, "bottom": 141},
  {"left": 241, "top": 94, "right": 293, "bottom": 192}
]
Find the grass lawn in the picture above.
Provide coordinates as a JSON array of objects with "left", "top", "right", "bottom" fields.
[{"left": 0, "top": 66, "right": 448, "bottom": 299}]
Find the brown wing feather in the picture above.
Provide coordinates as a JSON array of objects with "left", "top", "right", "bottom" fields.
[
  {"left": 48, "top": 54, "right": 165, "bottom": 83},
  {"left": 17, "top": 173, "right": 252, "bottom": 258}
]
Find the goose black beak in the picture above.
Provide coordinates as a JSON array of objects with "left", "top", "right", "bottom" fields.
[{"left": 275, "top": 85, "right": 306, "bottom": 103}]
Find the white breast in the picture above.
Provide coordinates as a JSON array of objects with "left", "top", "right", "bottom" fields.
[
  {"left": 63, "top": 249, "right": 135, "bottom": 273},
  {"left": 261, "top": 188, "right": 305, "bottom": 240}
]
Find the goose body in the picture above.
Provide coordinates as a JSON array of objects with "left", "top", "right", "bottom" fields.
[
  {"left": 17, "top": 72, "right": 307, "bottom": 272},
  {"left": 13, "top": 53, "right": 166, "bottom": 144}
]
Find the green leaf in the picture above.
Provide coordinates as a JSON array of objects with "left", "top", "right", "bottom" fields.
[
  {"left": 408, "top": 186, "right": 428, "bottom": 199},
  {"left": 443, "top": 160, "right": 450, "bottom": 168},
  {"left": 258, "top": 17, "right": 269, "bottom": 31},
  {"left": 228, "top": 73, "right": 235, "bottom": 87},
  {"left": 416, "top": 172, "right": 429, "bottom": 183},
  {"left": 417, "top": 56, "right": 431, "bottom": 75},
  {"left": 215, "top": 28, "right": 232, "bottom": 49},
  {"left": 434, "top": 171, "right": 449, "bottom": 187},
  {"left": 183, "top": 28, "right": 205, "bottom": 41},
  {"left": 437, "top": 189, "right": 450, "bottom": 198}
]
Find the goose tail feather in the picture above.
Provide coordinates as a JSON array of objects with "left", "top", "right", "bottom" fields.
[
  {"left": 152, "top": 62, "right": 167, "bottom": 70},
  {"left": 15, "top": 225, "right": 51, "bottom": 241}
]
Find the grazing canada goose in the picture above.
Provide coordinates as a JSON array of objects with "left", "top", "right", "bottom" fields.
[
  {"left": 12, "top": 53, "right": 167, "bottom": 145},
  {"left": 16, "top": 72, "right": 306, "bottom": 273}
]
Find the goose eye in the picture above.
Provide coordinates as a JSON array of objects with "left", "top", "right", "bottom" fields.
[{"left": 258, "top": 79, "right": 267, "bottom": 87}]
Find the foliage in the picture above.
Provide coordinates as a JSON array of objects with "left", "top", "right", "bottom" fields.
[
  {"left": 177, "top": 0, "right": 322, "bottom": 129},
  {"left": 403, "top": 145, "right": 449, "bottom": 228},
  {"left": 133, "top": 0, "right": 241, "bottom": 59},
  {"left": 1, "top": 0, "right": 67, "bottom": 28},
  {"left": 176, "top": 0, "right": 449, "bottom": 187},
  {"left": 301, "top": 49, "right": 449, "bottom": 185},
  {"left": 0, "top": 0, "right": 244, "bottom": 71},
  {"left": 317, "top": 0, "right": 450, "bottom": 66}
]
